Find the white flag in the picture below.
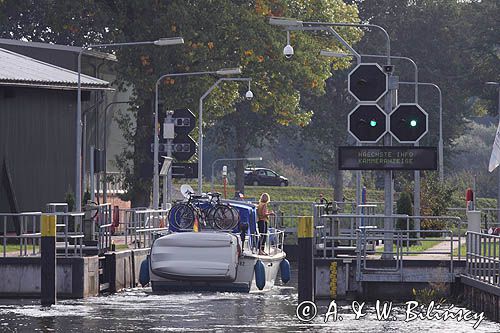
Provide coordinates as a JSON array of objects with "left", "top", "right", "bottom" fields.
[{"left": 488, "top": 120, "right": 500, "bottom": 172}]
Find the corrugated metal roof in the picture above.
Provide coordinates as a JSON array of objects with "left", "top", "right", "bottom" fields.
[
  {"left": 0, "top": 48, "right": 109, "bottom": 90},
  {"left": 0, "top": 38, "right": 117, "bottom": 61}
]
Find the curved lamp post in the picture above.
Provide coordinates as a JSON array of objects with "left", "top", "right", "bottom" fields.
[
  {"left": 76, "top": 37, "right": 184, "bottom": 212},
  {"left": 198, "top": 78, "right": 253, "bottom": 194},
  {"left": 270, "top": 17, "right": 395, "bottom": 258}
]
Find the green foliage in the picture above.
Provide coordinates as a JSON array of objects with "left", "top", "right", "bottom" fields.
[
  {"left": 421, "top": 172, "right": 454, "bottom": 217},
  {"left": 420, "top": 173, "right": 454, "bottom": 232},
  {"left": 449, "top": 122, "right": 497, "bottom": 198},
  {"left": 412, "top": 283, "right": 446, "bottom": 305},
  {"left": 396, "top": 191, "right": 413, "bottom": 229},
  {"left": 65, "top": 191, "right": 75, "bottom": 212},
  {"left": 82, "top": 191, "right": 91, "bottom": 206}
]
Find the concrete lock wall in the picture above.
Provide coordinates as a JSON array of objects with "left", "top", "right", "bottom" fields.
[
  {"left": 0, "top": 256, "right": 99, "bottom": 298},
  {"left": 464, "top": 285, "right": 500, "bottom": 322},
  {"left": 314, "top": 259, "right": 466, "bottom": 300},
  {"left": 106, "top": 248, "right": 149, "bottom": 293}
]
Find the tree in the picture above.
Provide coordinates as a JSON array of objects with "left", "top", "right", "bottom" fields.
[
  {"left": 200, "top": 0, "right": 363, "bottom": 194},
  {"left": 301, "top": 0, "right": 499, "bottom": 202},
  {"left": 0, "top": 0, "right": 362, "bottom": 206},
  {"left": 350, "top": 0, "right": 499, "bottom": 147},
  {"left": 109, "top": 0, "right": 363, "bottom": 201}
]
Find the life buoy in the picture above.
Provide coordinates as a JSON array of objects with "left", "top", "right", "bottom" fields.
[{"left": 254, "top": 259, "right": 266, "bottom": 290}]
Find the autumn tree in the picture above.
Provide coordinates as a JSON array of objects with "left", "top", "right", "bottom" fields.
[{"left": 0, "top": 0, "right": 362, "bottom": 205}]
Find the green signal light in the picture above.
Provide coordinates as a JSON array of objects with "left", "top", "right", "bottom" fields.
[
  {"left": 370, "top": 120, "right": 377, "bottom": 127},
  {"left": 410, "top": 119, "right": 417, "bottom": 127}
]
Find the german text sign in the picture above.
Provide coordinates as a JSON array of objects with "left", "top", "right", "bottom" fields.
[{"left": 338, "top": 146, "right": 438, "bottom": 170}]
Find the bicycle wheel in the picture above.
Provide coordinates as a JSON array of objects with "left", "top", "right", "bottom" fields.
[
  {"left": 213, "top": 205, "right": 236, "bottom": 230},
  {"left": 204, "top": 206, "right": 216, "bottom": 228},
  {"left": 230, "top": 207, "right": 240, "bottom": 224},
  {"left": 172, "top": 204, "right": 195, "bottom": 230}
]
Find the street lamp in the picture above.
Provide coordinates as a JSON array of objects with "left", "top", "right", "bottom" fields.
[
  {"left": 102, "top": 101, "right": 138, "bottom": 203},
  {"left": 76, "top": 37, "right": 184, "bottom": 212},
  {"left": 211, "top": 157, "right": 263, "bottom": 192},
  {"left": 198, "top": 77, "right": 253, "bottom": 194},
  {"left": 153, "top": 67, "right": 243, "bottom": 209},
  {"left": 399, "top": 81, "right": 443, "bottom": 180},
  {"left": 486, "top": 81, "right": 500, "bottom": 222}
]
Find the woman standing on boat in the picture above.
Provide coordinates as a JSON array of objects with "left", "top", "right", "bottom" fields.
[{"left": 257, "top": 193, "right": 274, "bottom": 255}]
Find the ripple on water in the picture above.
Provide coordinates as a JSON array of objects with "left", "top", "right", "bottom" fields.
[{"left": 0, "top": 285, "right": 499, "bottom": 332}]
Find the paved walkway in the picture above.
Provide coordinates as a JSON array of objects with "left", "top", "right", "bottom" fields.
[{"left": 368, "top": 237, "right": 467, "bottom": 260}]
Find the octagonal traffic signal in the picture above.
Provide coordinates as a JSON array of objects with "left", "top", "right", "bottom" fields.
[
  {"left": 348, "top": 104, "right": 387, "bottom": 143},
  {"left": 389, "top": 103, "right": 428, "bottom": 143},
  {"left": 348, "top": 63, "right": 388, "bottom": 103}
]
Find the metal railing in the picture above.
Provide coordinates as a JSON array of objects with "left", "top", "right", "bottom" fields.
[
  {"left": 1, "top": 211, "right": 85, "bottom": 257},
  {"left": 356, "top": 228, "right": 456, "bottom": 282},
  {"left": 244, "top": 228, "right": 286, "bottom": 255},
  {"left": 269, "top": 200, "right": 356, "bottom": 216},
  {"left": 94, "top": 204, "right": 113, "bottom": 254},
  {"left": 465, "top": 231, "right": 500, "bottom": 286},
  {"left": 124, "top": 208, "right": 169, "bottom": 248},
  {"left": 448, "top": 207, "right": 500, "bottom": 232},
  {"left": 313, "top": 211, "right": 464, "bottom": 260},
  {"left": 315, "top": 214, "right": 407, "bottom": 258}
]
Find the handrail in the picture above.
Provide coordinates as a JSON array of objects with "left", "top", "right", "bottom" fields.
[
  {"left": 1, "top": 212, "right": 84, "bottom": 257},
  {"left": 465, "top": 231, "right": 500, "bottom": 287}
]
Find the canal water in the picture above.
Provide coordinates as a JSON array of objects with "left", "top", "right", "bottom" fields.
[{"left": 1, "top": 268, "right": 500, "bottom": 332}]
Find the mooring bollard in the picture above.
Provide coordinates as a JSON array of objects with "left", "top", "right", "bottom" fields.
[
  {"left": 41, "top": 214, "right": 56, "bottom": 306},
  {"left": 298, "top": 216, "right": 314, "bottom": 303}
]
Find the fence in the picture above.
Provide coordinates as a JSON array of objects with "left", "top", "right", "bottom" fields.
[
  {"left": 313, "top": 209, "right": 464, "bottom": 260},
  {"left": 123, "top": 208, "right": 169, "bottom": 249},
  {"left": 465, "top": 231, "right": 500, "bottom": 286},
  {"left": 356, "top": 228, "right": 456, "bottom": 282},
  {"left": 1, "top": 211, "right": 85, "bottom": 257}
]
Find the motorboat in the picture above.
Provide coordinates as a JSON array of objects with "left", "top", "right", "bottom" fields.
[{"left": 141, "top": 186, "right": 290, "bottom": 293}]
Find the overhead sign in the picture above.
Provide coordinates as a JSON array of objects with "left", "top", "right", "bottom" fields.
[
  {"left": 172, "top": 162, "right": 198, "bottom": 179},
  {"left": 348, "top": 63, "right": 388, "bottom": 103},
  {"left": 489, "top": 121, "right": 500, "bottom": 172},
  {"left": 338, "top": 146, "right": 438, "bottom": 170},
  {"left": 173, "top": 108, "right": 196, "bottom": 135}
]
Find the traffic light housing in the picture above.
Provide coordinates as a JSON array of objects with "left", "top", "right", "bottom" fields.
[
  {"left": 348, "top": 63, "right": 388, "bottom": 103},
  {"left": 389, "top": 103, "right": 428, "bottom": 143},
  {"left": 348, "top": 104, "right": 387, "bottom": 143}
]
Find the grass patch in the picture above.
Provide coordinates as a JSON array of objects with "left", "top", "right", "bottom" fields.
[
  {"left": 2, "top": 244, "right": 21, "bottom": 253},
  {"left": 114, "top": 244, "right": 129, "bottom": 250},
  {"left": 368, "top": 238, "right": 443, "bottom": 256},
  {"left": 453, "top": 242, "right": 500, "bottom": 257},
  {"left": 182, "top": 182, "right": 386, "bottom": 203},
  {"left": 395, "top": 238, "right": 443, "bottom": 254}
]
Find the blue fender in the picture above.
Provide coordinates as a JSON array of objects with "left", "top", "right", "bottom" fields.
[
  {"left": 254, "top": 259, "right": 266, "bottom": 290},
  {"left": 280, "top": 259, "right": 291, "bottom": 284},
  {"left": 139, "top": 258, "right": 150, "bottom": 287}
]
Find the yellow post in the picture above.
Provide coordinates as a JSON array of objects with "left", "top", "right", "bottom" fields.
[
  {"left": 298, "top": 216, "right": 314, "bottom": 303},
  {"left": 41, "top": 215, "right": 56, "bottom": 237},
  {"left": 298, "top": 216, "right": 314, "bottom": 238},
  {"left": 41, "top": 214, "right": 57, "bottom": 306}
]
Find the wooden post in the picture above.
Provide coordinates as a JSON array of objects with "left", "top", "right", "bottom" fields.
[
  {"left": 41, "top": 214, "right": 56, "bottom": 306},
  {"left": 298, "top": 216, "right": 314, "bottom": 303}
]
